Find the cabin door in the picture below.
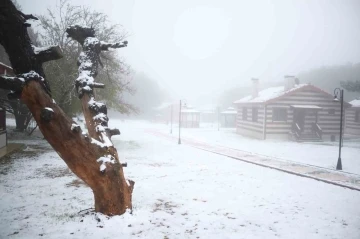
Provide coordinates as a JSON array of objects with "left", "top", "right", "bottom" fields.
[{"left": 294, "top": 109, "right": 305, "bottom": 131}]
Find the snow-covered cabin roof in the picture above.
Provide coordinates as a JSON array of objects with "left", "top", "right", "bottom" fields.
[
  {"left": 349, "top": 99, "right": 360, "bottom": 108},
  {"left": 234, "top": 84, "right": 353, "bottom": 107},
  {"left": 221, "top": 107, "right": 237, "bottom": 114},
  {"left": 182, "top": 105, "right": 200, "bottom": 113},
  {"left": 234, "top": 84, "right": 308, "bottom": 104},
  {"left": 0, "top": 62, "right": 12, "bottom": 70},
  {"left": 198, "top": 104, "right": 218, "bottom": 113},
  {"left": 200, "top": 109, "right": 215, "bottom": 114},
  {"left": 0, "top": 62, "right": 14, "bottom": 75},
  {"left": 154, "top": 102, "right": 175, "bottom": 110},
  {"left": 182, "top": 109, "right": 200, "bottom": 113}
]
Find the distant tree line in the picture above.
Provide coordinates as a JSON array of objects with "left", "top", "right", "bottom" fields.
[
  {"left": 298, "top": 63, "right": 360, "bottom": 101},
  {"left": 110, "top": 72, "right": 170, "bottom": 119}
]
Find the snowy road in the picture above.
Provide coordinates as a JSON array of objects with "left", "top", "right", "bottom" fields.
[{"left": 0, "top": 120, "right": 359, "bottom": 238}]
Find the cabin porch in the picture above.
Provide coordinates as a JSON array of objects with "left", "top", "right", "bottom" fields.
[{"left": 290, "top": 105, "right": 323, "bottom": 142}]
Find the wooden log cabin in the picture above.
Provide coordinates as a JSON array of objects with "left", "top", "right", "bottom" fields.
[
  {"left": 345, "top": 99, "right": 360, "bottom": 136},
  {"left": 181, "top": 105, "right": 200, "bottom": 128},
  {"left": 233, "top": 76, "right": 350, "bottom": 141},
  {"left": 220, "top": 107, "right": 237, "bottom": 128},
  {"left": 199, "top": 107, "right": 216, "bottom": 124},
  {"left": 0, "top": 62, "right": 14, "bottom": 149}
]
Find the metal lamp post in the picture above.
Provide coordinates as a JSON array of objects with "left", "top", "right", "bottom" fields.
[
  {"left": 178, "top": 99, "right": 187, "bottom": 144},
  {"left": 333, "top": 88, "right": 344, "bottom": 170}
]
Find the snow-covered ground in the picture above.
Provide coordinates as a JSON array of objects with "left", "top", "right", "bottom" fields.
[
  {"left": 152, "top": 122, "right": 360, "bottom": 175},
  {"left": 0, "top": 120, "right": 359, "bottom": 238}
]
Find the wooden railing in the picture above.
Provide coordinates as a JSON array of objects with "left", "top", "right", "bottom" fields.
[
  {"left": 292, "top": 123, "right": 301, "bottom": 139},
  {"left": 312, "top": 123, "right": 322, "bottom": 139}
]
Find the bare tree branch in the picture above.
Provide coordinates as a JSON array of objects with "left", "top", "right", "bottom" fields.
[
  {"left": 18, "top": 10, "right": 38, "bottom": 20},
  {"left": 100, "top": 40, "right": 128, "bottom": 51},
  {"left": 33, "top": 45, "right": 63, "bottom": 63},
  {"left": 0, "top": 75, "right": 24, "bottom": 91}
]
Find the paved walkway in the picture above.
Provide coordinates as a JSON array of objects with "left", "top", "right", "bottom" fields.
[{"left": 146, "top": 129, "right": 360, "bottom": 191}]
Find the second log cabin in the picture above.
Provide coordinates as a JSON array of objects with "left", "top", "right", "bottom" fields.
[{"left": 233, "top": 76, "right": 350, "bottom": 141}]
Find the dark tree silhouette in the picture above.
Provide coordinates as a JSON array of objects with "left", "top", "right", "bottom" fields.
[{"left": 0, "top": 0, "right": 134, "bottom": 215}]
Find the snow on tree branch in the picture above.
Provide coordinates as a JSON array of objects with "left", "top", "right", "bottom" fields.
[
  {"left": 97, "top": 155, "right": 115, "bottom": 172},
  {"left": 0, "top": 75, "right": 24, "bottom": 91},
  {"left": 0, "top": 71, "right": 44, "bottom": 92},
  {"left": 40, "top": 107, "right": 54, "bottom": 122},
  {"left": 66, "top": 25, "right": 127, "bottom": 157},
  {"left": 71, "top": 123, "right": 81, "bottom": 132},
  {"left": 18, "top": 10, "right": 38, "bottom": 21},
  {"left": 100, "top": 40, "right": 128, "bottom": 51},
  {"left": 17, "top": 10, "right": 38, "bottom": 27},
  {"left": 32, "top": 45, "right": 63, "bottom": 63},
  {"left": 0, "top": 0, "right": 133, "bottom": 215},
  {"left": 66, "top": 25, "right": 95, "bottom": 45}
]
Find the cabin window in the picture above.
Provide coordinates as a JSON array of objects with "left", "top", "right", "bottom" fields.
[
  {"left": 252, "top": 108, "right": 258, "bottom": 122},
  {"left": 242, "top": 108, "right": 247, "bottom": 121},
  {"left": 355, "top": 110, "right": 360, "bottom": 123},
  {"left": 272, "top": 108, "right": 287, "bottom": 121},
  {"left": 328, "top": 109, "right": 335, "bottom": 115}
]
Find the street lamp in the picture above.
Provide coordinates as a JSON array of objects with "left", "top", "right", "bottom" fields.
[{"left": 333, "top": 88, "right": 344, "bottom": 170}]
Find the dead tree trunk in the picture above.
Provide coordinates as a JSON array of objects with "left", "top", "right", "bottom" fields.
[{"left": 0, "top": 0, "right": 134, "bottom": 215}]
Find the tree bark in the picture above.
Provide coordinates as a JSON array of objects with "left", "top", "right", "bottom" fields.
[{"left": 0, "top": 0, "right": 134, "bottom": 215}]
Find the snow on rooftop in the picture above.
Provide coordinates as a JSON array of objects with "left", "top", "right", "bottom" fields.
[
  {"left": 200, "top": 109, "right": 215, "bottom": 114},
  {"left": 154, "top": 102, "right": 175, "bottom": 110},
  {"left": 290, "top": 105, "right": 322, "bottom": 109},
  {"left": 0, "top": 62, "right": 12, "bottom": 70},
  {"left": 198, "top": 104, "right": 218, "bottom": 112},
  {"left": 182, "top": 109, "right": 200, "bottom": 113},
  {"left": 181, "top": 104, "right": 200, "bottom": 113},
  {"left": 234, "top": 84, "right": 308, "bottom": 104},
  {"left": 221, "top": 107, "right": 237, "bottom": 114},
  {"left": 349, "top": 99, "right": 360, "bottom": 107}
]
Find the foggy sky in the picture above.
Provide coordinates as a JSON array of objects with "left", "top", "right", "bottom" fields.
[{"left": 18, "top": 0, "right": 360, "bottom": 103}]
